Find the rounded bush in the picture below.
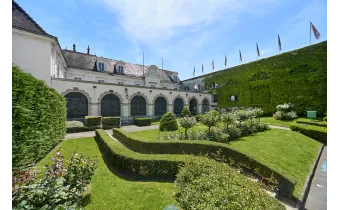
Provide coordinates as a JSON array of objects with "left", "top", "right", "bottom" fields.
[
  {"left": 12, "top": 65, "right": 66, "bottom": 170},
  {"left": 181, "top": 107, "right": 191, "bottom": 118},
  {"left": 159, "top": 112, "right": 178, "bottom": 131}
]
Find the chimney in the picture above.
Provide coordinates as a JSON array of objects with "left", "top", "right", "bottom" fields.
[
  {"left": 73, "top": 44, "right": 76, "bottom": 52},
  {"left": 87, "top": 45, "right": 90, "bottom": 54}
]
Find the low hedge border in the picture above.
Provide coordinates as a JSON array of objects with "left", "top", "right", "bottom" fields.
[
  {"left": 85, "top": 116, "right": 102, "bottom": 127},
  {"left": 112, "top": 128, "right": 296, "bottom": 198},
  {"left": 67, "top": 125, "right": 119, "bottom": 133},
  {"left": 290, "top": 122, "right": 327, "bottom": 144},
  {"left": 102, "top": 117, "right": 121, "bottom": 128},
  {"left": 94, "top": 129, "right": 189, "bottom": 178},
  {"left": 295, "top": 119, "right": 327, "bottom": 127},
  {"left": 134, "top": 118, "right": 152, "bottom": 126}
]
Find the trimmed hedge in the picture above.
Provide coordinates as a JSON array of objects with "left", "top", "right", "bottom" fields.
[
  {"left": 205, "top": 41, "right": 327, "bottom": 116},
  {"left": 12, "top": 65, "right": 66, "bottom": 170},
  {"left": 94, "top": 129, "right": 187, "bottom": 178},
  {"left": 159, "top": 112, "right": 178, "bottom": 131},
  {"left": 295, "top": 118, "right": 327, "bottom": 127},
  {"left": 85, "top": 116, "right": 102, "bottom": 127},
  {"left": 102, "top": 117, "right": 121, "bottom": 128},
  {"left": 290, "top": 122, "right": 327, "bottom": 144},
  {"left": 112, "top": 128, "right": 295, "bottom": 197},
  {"left": 66, "top": 126, "right": 101, "bottom": 133},
  {"left": 134, "top": 118, "right": 152, "bottom": 126}
]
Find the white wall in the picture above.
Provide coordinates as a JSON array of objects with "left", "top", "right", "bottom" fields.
[{"left": 12, "top": 29, "right": 53, "bottom": 86}]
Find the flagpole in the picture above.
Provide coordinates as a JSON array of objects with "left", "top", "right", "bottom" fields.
[
  {"left": 310, "top": 22, "right": 311, "bottom": 46},
  {"left": 162, "top": 57, "right": 163, "bottom": 70},
  {"left": 143, "top": 52, "right": 145, "bottom": 86}
]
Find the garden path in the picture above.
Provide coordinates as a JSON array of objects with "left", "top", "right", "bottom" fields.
[{"left": 64, "top": 129, "right": 112, "bottom": 140}]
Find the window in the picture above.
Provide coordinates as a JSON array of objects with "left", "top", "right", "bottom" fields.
[
  {"left": 213, "top": 94, "right": 218, "bottom": 102},
  {"left": 98, "top": 62, "right": 104, "bottom": 71},
  {"left": 183, "top": 86, "right": 189, "bottom": 91},
  {"left": 174, "top": 98, "right": 184, "bottom": 115},
  {"left": 118, "top": 82, "right": 124, "bottom": 85},
  {"left": 98, "top": 80, "right": 104, "bottom": 83},
  {"left": 151, "top": 85, "right": 156, "bottom": 88},
  {"left": 131, "top": 96, "right": 146, "bottom": 116},
  {"left": 174, "top": 75, "right": 178, "bottom": 82},
  {"left": 101, "top": 94, "right": 121, "bottom": 117},
  {"left": 117, "top": 66, "right": 124, "bottom": 73},
  {"left": 74, "top": 77, "right": 82, "bottom": 80},
  {"left": 163, "top": 87, "right": 167, "bottom": 89},
  {"left": 65, "top": 92, "right": 88, "bottom": 119},
  {"left": 154, "top": 97, "right": 167, "bottom": 116},
  {"left": 135, "top": 84, "right": 141, "bottom": 86}
]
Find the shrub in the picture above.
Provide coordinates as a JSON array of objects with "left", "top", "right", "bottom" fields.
[
  {"left": 134, "top": 118, "right": 152, "bottom": 126},
  {"left": 273, "top": 103, "right": 298, "bottom": 120},
  {"left": 276, "top": 103, "right": 294, "bottom": 112},
  {"left": 235, "top": 110, "right": 250, "bottom": 125},
  {"left": 12, "top": 65, "right": 66, "bottom": 170},
  {"left": 221, "top": 113, "right": 236, "bottom": 128},
  {"left": 209, "top": 127, "right": 229, "bottom": 143},
  {"left": 324, "top": 116, "right": 327, "bottom": 122},
  {"left": 252, "top": 107, "right": 264, "bottom": 121},
  {"left": 181, "top": 107, "right": 191, "bottom": 118},
  {"left": 194, "top": 114, "right": 203, "bottom": 122},
  {"left": 295, "top": 118, "right": 327, "bottom": 127},
  {"left": 85, "top": 116, "right": 102, "bottom": 127},
  {"left": 223, "top": 124, "right": 242, "bottom": 140},
  {"left": 12, "top": 152, "right": 97, "bottom": 209},
  {"left": 290, "top": 122, "right": 327, "bottom": 144},
  {"left": 159, "top": 112, "right": 178, "bottom": 131},
  {"left": 175, "top": 157, "right": 285, "bottom": 210},
  {"left": 102, "top": 117, "right": 121, "bottom": 128},
  {"left": 179, "top": 117, "right": 197, "bottom": 139},
  {"left": 67, "top": 121, "right": 83, "bottom": 127},
  {"left": 200, "top": 110, "right": 220, "bottom": 135}
]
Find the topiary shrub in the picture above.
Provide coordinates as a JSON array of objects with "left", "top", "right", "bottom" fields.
[
  {"left": 273, "top": 103, "right": 298, "bottom": 120},
  {"left": 200, "top": 110, "right": 220, "bottom": 136},
  {"left": 181, "top": 107, "right": 191, "bottom": 117},
  {"left": 134, "top": 118, "right": 152, "bottom": 126},
  {"left": 102, "top": 117, "right": 121, "bottom": 128},
  {"left": 84, "top": 116, "right": 102, "bottom": 127},
  {"left": 12, "top": 65, "right": 66, "bottom": 170},
  {"left": 159, "top": 112, "right": 178, "bottom": 131},
  {"left": 179, "top": 117, "right": 197, "bottom": 139}
]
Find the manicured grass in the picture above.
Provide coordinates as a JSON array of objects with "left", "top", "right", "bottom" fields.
[
  {"left": 130, "top": 128, "right": 322, "bottom": 198},
  {"left": 36, "top": 137, "right": 179, "bottom": 210},
  {"left": 260, "top": 117, "right": 294, "bottom": 127}
]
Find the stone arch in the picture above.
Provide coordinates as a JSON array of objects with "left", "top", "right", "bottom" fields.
[
  {"left": 61, "top": 88, "right": 92, "bottom": 117},
  {"left": 153, "top": 94, "right": 169, "bottom": 116},
  {"left": 97, "top": 91, "right": 124, "bottom": 116},
  {"left": 129, "top": 93, "right": 148, "bottom": 116},
  {"left": 152, "top": 93, "right": 169, "bottom": 104},
  {"left": 173, "top": 96, "right": 185, "bottom": 115},
  {"left": 128, "top": 92, "right": 149, "bottom": 104},
  {"left": 201, "top": 97, "right": 210, "bottom": 113},
  {"left": 188, "top": 96, "right": 198, "bottom": 115}
]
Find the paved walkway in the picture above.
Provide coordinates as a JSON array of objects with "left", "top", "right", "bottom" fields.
[
  {"left": 269, "top": 125, "right": 291, "bottom": 130},
  {"left": 64, "top": 129, "right": 112, "bottom": 140},
  {"left": 120, "top": 124, "right": 159, "bottom": 132},
  {"left": 304, "top": 146, "right": 327, "bottom": 210}
]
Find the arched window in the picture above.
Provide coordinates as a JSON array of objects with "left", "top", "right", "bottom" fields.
[
  {"left": 174, "top": 98, "right": 184, "bottom": 115},
  {"left": 183, "top": 86, "right": 189, "bottom": 91},
  {"left": 101, "top": 94, "right": 121, "bottom": 117},
  {"left": 189, "top": 98, "right": 198, "bottom": 115},
  {"left": 202, "top": 99, "right": 209, "bottom": 113},
  {"left": 65, "top": 92, "right": 88, "bottom": 119},
  {"left": 154, "top": 97, "right": 167, "bottom": 116},
  {"left": 131, "top": 95, "right": 146, "bottom": 116}
]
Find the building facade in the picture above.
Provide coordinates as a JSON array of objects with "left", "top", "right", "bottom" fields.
[{"left": 12, "top": 1, "right": 217, "bottom": 123}]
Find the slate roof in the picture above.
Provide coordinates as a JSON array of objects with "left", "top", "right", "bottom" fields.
[{"left": 63, "top": 50, "right": 179, "bottom": 83}]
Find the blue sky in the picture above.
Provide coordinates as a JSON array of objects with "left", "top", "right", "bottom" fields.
[{"left": 16, "top": 0, "right": 327, "bottom": 80}]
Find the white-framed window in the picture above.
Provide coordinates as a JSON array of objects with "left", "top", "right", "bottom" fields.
[
  {"left": 151, "top": 85, "right": 156, "bottom": 88},
  {"left": 118, "top": 82, "right": 124, "bottom": 85},
  {"left": 74, "top": 77, "right": 82, "bottom": 80},
  {"left": 98, "top": 62, "right": 105, "bottom": 71},
  {"left": 117, "top": 66, "right": 124, "bottom": 73},
  {"left": 98, "top": 80, "right": 104, "bottom": 83}
]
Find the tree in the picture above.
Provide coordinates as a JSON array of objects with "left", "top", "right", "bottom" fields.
[
  {"left": 181, "top": 107, "right": 191, "bottom": 118},
  {"left": 221, "top": 113, "right": 236, "bottom": 128},
  {"left": 179, "top": 117, "right": 197, "bottom": 139},
  {"left": 235, "top": 110, "right": 250, "bottom": 126},
  {"left": 200, "top": 110, "right": 220, "bottom": 136},
  {"left": 251, "top": 108, "right": 264, "bottom": 122}
]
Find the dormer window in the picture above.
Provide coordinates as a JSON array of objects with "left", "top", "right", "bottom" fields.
[
  {"left": 117, "top": 66, "right": 124, "bottom": 74},
  {"left": 98, "top": 62, "right": 105, "bottom": 71},
  {"left": 174, "top": 75, "right": 178, "bottom": 82}
]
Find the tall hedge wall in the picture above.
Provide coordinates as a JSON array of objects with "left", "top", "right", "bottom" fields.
[
  {"left": 12, "top": 65, "right": 67, "bottom": 170},
  {"left": 205, "top": 41, "right": 327, "bottom": 116}
]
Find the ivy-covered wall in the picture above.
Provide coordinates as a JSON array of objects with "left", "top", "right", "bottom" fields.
[{"left": 205, "top": 41, "right": 327, "bottom": 116}]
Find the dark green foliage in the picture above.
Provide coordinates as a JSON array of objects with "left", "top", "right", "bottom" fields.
[
  {"left": 111, "top": 128, "right": 295, "bottom": 196},
  {"left": 290, "top": 122, "right": 327, "bottom": 144},
  {"left": 324, "top": 116, "right": 327, "bottom": 122},
  {"left": 85, "top": 116, "right": 102, "bottom": 127},
  {"left": 12, "top": 65, "right": 66, "bottom": 170},
  {"left": 12, "top": 152, "right": 97, "bottom": 209},
  {"left": 175, "top": 157, "right": 285, "bottom": 210},
  {"left": 205, "top": 41, "right": 327, "bottom": 116},
  {"left": 194, "top": 114, "right": 203, "bottom": 122},
  {"left": 159, "top": 112, "right": 178, "bottom": 131},
  {"left": 102, "top": 117, "right": 121, "bottom": 128},
  {"left": 181, "top": 107, "right": 191, "bottom": 117},
  {"left": 134, "top": 118, "right": 152, "bottom": 126},
  {"left": 296, "top": 118, "right": 327, "bottom": 127},
  {"left": 66, "top": 126, "right": 101, "bottom": 133}
]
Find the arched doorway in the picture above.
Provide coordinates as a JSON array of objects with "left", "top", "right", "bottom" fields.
[
  {"left": 65, "top": 92, "right": 88, "bottom": 119},
  {"left": 131, "top": 95, "right": 146, "bottom": 116},
  {"left": 189, "top": 98, "right": 197, "bottom": 115},
  {"left": 202, "top": 98, "right": 209, "bottom": 113},
  {"left": 101, "top": 94, "right": 121, "bottom": 116},
  {"left": 154, "top": 97, "right": 167, "bottom": 116},
  {"left": 174, "top": 98, "right": 184, "bottom": 115}
]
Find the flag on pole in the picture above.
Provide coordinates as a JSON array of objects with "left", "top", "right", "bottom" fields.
[
  {"left": 194, "top": 83, "right": 198, "bottom": 90},
  {"left": 278, "top": 34, "right": 282, "bottom": 51},
  {"left": 239, "top": 49, "right": 242, "bottom": 62},
  {"left": 310, "top": 21, "right": 320, "bottom": 39},
  {"left": 256, "top": 43, "right": 260, "bottom": 57},
  {"left": 225, "top": 54, "right": 227, "bottom": 67},
  {"left": 193, "top": 66, "right": 195, "bottom": 76},
  {"left": 202, "top": 63, "right": 204, "bottom": 73},
  {"left": 212, "top": 59, "right": 214, "bottom": 71}
]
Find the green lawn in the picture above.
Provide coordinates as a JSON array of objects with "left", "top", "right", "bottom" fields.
[
  {"left": 36, "top": 137, "right": 179, "bottom": 210},
  {"left": 130, "top": 128, "right": 322, "bottom": 198},
  {"left": 260, "top": 117, "right": 294, "bottom": 127}
]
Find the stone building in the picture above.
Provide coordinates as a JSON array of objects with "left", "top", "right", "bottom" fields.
[{"left": 12, "top": 1, "right": 217, "bottom": 123}]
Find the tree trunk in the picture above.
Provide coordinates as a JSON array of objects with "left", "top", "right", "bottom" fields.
[{"left": 185, "top": 129, "right": 188, "bottom": 139}]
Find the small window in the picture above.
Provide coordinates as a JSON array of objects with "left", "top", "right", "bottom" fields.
[
  {"left": 98, "top": 62, "right": 105, "bottom": 71},
  {"left": 74, "top": 77, "right": 82, "bottom": 80},
  {"left": 98, "top": 80, "right": 104, "bottom": 83},
  {"left": 174, "top": 75, "right": 178, "bottom": 82},
  {"left": 151, "top": 85, "right": 156, "bottom": 88},
  {"left": 135, "top": 84, "right": 141, "bottom": 86},
  {"left": 118, "top": 82, "right": 124, "bottom": 85},
  {"left": 163, "top": 87, "right": 167, "bottom": 89},
  {"left": 184, "top": 86, "right": 189, "bottom": 91},
  {"left": 117, "top": 66, "right": 124, "bottom": 74}
]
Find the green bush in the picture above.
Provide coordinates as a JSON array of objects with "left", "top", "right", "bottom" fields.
[
  {"left": 175, "top": 157, "right": 285, "bottom": 210},
  {"left": 178, "top": 117, "right": 197, "bottom": 139},
  {"left": 223, "top": 124, "right": 242, "bottom": 140},
  {"left": 67, "top": 121, "right": 83, "bottom": 127},
  {"left": 181, "top": 107, "right": 191, "bottom": 117},
  {"left": 200, "top": 110, "right": 220, "bottom": 135},
  {"left": 85, "top": 116, "right": 102, "bottom": 127},
  {"left": 159, "top": 112, "right": 178, "bottom": 131},
  {"left": 205, "top": 41, "right": 327, "bottom": 116},
  {"left": 194, "top": 114, "right": 203, "bottom": 122},
  {"left": 221, "top": 113, "right": 236, "bottom": 128},
  {"left": 111, "top": 128, "right": 295, "bottom": 196},
  {"left": 290, "top": 122, "right": 327, "bottom": 144},
  {"left": 295, "top": 118, "right": 327, "bottom": 127},
  {"left": 12, "top": 65, "right": 66, "bottom": 170},
  {"left": 66, "top": 126, "right": 100, "bottom": 133},
  {"left": 324, "top": 116, "right": 327, "bottom": 122},
  {"left": 134, "top": 118, "right": 152, "bottom": 126},
  {"left": 102, "top": 117, "right": 121, "bottom": 128}
]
